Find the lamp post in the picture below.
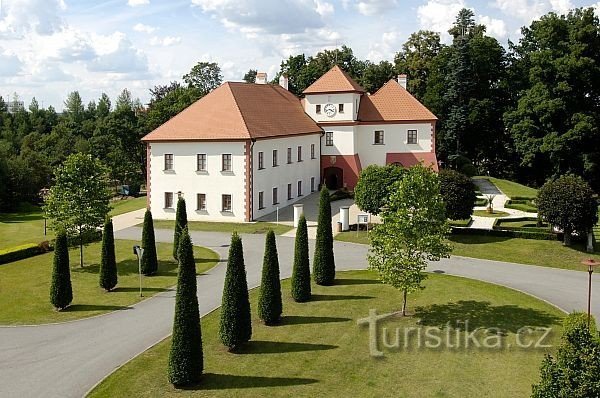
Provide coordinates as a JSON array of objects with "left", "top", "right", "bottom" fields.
[
  {"left": 133, "top": 245, "right": 145, "bottom": 298},
  {"left": 581, "top": 259, "right": 599, "bottom": 328}
]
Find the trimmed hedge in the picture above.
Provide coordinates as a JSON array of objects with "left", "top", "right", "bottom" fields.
[
  {"left": 493, "top": 217, "right": 551, "bottom": 234},
  {"left": 451, "top": 226, "right": 560, "bottom": 241},
  {"left": 563, "top": 312, "right": 597, "bottom": 338},
  {"left": 0, "top": 243, "right": 48, "bottom": 264},
  {"left": 504, "top": 199, "right": 537, "bottom": 213}
]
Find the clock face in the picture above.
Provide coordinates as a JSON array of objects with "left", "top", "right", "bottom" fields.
[{"left": 324, "top": 103, "right": 336, "bottom": 117}]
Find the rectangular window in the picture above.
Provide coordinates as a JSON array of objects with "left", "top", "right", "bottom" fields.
[
  {"left": 311, "top": 143, "right": 315, "bottom": 159},
  {"left": 272, "top": 149, "right": 278, "bottom": 167},
  {"left": 272, "top": 187, "right": 278, "bottom": 205},
  {"left": 196, "top": 193, "right": 206, "bottom": 211},
  {"left": 325, "top": 131, "right": 333, "bottom": 146},
  {"left": 297, "top": 146, "right": 302, "bottom": 162},
  {"left": 287, "top": 147, "right": 292, "bottom": 164},
  {"left": 258, "top": 151, "right": 264, "bottom": 170},
  {"left": 196, "top": 154, "right": 206, "bottom": 171},
  {"left": 311, "top": 177, "right": 315, "bottom": 192},
  {"left": 297, "top": 180, "right": 302, "bottom": 197},
  {"left": 287, "top": 183, "right": 292, "bottom": 200},
  {"left": 374, "top": 130, "right": 385, "bottom": 145},
  {"left": 221, "top": 194, "right": 232, "bottom": 212},
  {"left": 407, "top": 129, "right": 418, "bottom": 144},
  {"left": 316, "top": 104, "right": 321, "bottom": 114},
  {"left": 164, "top": 154, "right": 173, "bottom": 170},
  {"left": 222, "top": 154, "right": 232, "bottom": 171},
  {"left": 339, "top": 104, "right": 344, "bottom": 113},
  {"left": 258, "top": 191, "right": 264, "bottom": 209},
  {"left": 164, "top": 192, "right": 173, "bottom": 208}
]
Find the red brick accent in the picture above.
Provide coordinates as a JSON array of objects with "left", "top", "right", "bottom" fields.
[{"left": 321, "top": 154, "right": 362, "bottom": 189}]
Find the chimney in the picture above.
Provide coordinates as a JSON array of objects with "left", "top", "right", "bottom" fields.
[
  {"left": 256, "top": 72, "right": 268, "bottom": 84},
  {"left": 397, "top": 74, "right": 407, "bottom": 89},
  {"left": 279, "top": 74, "right": 289, "bottom": 90}
]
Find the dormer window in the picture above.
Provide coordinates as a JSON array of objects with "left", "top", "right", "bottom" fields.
[
  {"left": 339, "top": 104, "right": 344, "bottom": 113},
  {"left": 316, "top": 104, "right": 321, "bottom": 114}
]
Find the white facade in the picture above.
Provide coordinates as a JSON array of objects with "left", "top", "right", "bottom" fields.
[
  {"left": 252, "top": 134, "right": 321, "bottom": 219},
  {"left": 304, "top": 93, "right": 361, "bottom": 123},
  {"left": 148, "top": 141, "right": 247, "bottom": 222}
]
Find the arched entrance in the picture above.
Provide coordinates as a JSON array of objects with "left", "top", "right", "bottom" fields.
[{"left": 324, "top": 167, "right": 343, "bottom": 190}]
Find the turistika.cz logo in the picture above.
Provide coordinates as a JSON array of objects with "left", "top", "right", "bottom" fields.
[{"left": 357, "top": 309, "right": 554, "bottom": 357}]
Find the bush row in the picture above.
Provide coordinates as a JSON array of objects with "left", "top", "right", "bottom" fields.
[
  {"left": 493, "top": 218, "right": 551, "bottom": 234},
  {"left": 451, "top": 226, "right": 560, "bottom": 241},
  {"left": 0, "top": 242, "right": 51, "bottom": 264},
  {"left": 504, "top": 199, "right": 537, "bottom": 212}
]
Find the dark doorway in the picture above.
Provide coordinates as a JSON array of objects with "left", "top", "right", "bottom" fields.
[{"left": 324, "top": 167, "right": 343, "bottom": 189}]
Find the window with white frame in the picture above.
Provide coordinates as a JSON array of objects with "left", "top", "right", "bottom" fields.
[
  {"left": 196, "top": 154, "right": 206, "bottom": 171},
  {"left": 164, "top": 192, "right": 173, "bottom": 208},
  {"left": 221, "top": 194, "right": 232, "bottom": 212},
  {"left": 374, "top": 130, "right": 384, "bottom": 145},
  {"left": 164, "top": 154, "right": 173, "bottom": 170},
  {"left": 407, "top": 129, "right": 418, "bottom": 144},
  {"left": 258, "top": 151, "right": 264, "bottom": 170},
  {"left": 258, "top": 191, "right": 264, "bottom": 209},
  {"left": 196, "top": 193, "right": 206, "bottom": 211},
  {"left": 325, "top": 131, "right": 333, "bottom": 146},
  {"left": 222, "top": 154, "right": 232, "bottom": 171}
]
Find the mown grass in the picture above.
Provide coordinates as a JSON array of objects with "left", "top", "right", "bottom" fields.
[
  {"left": 0, "top": 207, "right": 52, "bottom": 250},
  {"left": 150, "top": 220, "right": 293, "bottom": 235},
  {"left": 0, "top": 239, "right": 218, "bottom": 325},
  {"left": 475, "top": 177, "right": 538, "bottom": 199},
  {"left": 109, "top": 196, "right": 148, "bottom": 217},
  {"left": 473, "top": 210, "right": 510, "bottom": 218},
  {"left": 90, "top": 270, "right": 563, "bottom": 398}
]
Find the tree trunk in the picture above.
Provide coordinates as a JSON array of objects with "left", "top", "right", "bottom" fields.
[
  {"left": 79, "top": 227, "right": 84, "bottom": 268},
  {"left": 402, "top": 289, "right": 407, "bottom": 316},
  {"left": 563, "top": 229, "right": 572, "bottom": 246}
]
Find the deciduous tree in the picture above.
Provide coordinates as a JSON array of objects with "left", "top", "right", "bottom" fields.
[{"left": 354, "top": 164, "right": 405, "bottom": 215}]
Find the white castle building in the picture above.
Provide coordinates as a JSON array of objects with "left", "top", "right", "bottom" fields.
[{"left": 142, "top": 65, "right": 438, "bottom": 222}]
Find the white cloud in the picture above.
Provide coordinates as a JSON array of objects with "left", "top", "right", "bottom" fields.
[
  {"left": 417, "top": 0, "right": 466, "bottom": 41},
  {"left": 149, "top": 36, "right": 182, "bottom": 46},
  {"left": 478, "top": 15, "right": 507, "bottom": 39},
  {"left": 128, "top": 0, "right": 150, "bottom": 6},
  {"left": 367, "top": 30, "right": 399, "bottom": 61},
  {"left": 315, "top": 0, "right": 334, "bottom": 16},
  {"left": 0, "top": 0, "right": 66, "bottom": 38},
  {"left": 549, "top": 0, "right": 573, "bottom": 14},
  {"left": 355, "top": 0, "right": 397, "bottom": 16},
  {"left": 133, "top": 23, "right": 156, "bottom": 34},
  {"left": 88, "top": 34, "right": 149, "bottom": 74},
  {"left": 0, "top": 50, "right": 23, "bottom": 76},
  {"left": 593, "top": 2, "right": 600, "bottom": 17},
  {"left": 492, "top": 0, "right": 548, "bottom": 23}
]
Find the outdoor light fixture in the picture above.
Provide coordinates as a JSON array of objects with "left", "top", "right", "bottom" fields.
[
  {"left": 581, "top": 258, "right": 599, "bottom": 328},
  {"left": 133, "top": 245, "right": 145, "bottom": 298}
]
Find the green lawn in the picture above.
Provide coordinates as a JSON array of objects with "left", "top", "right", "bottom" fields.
[
  {"left": 109, "top": 196, "right": 148, "bottom": 217},
  {"left": 0, "top": 207, "right": 53, "bottom": 250},
  {"left": 473, "top": 210, "right": 510, "bottom": 218},
  {"left": 449, "top": 218, "right": 472, "bottom": 227},
  {"left": 0, "top": 239, "right": 218, "bottom": 325},
  {"left": 90, "top": 270, "right": 563, "bottom": 398},
  {"left": 475, "top": 177, "right": 538, "bottom": 199},
  {"left": 497, "top": 219, "right": 549, "bottom": 229},
  {"left": 335, "top": 232, "right": 598, "bottom": 271},
  {"left": 150, "top": 220, "right": 293, "bottom": 235}
]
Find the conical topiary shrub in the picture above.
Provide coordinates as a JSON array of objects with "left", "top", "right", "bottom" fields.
[
  {"left": 291, "top": 214, "right": 311, "bottom": 302},
  {"left": 141, "top": 209, "right": 158, "bottom": 275},
  {"left": 313, "top": 186, "right": 335, "bottom": 285},
  {"left": 99, "top": 218, "right": 118, "bottom": 291},
  {"left": 219, "top": 232, "right": 252, "bottom": 351},
  {"left": 257, "top": 230, "right": 282, "bottom": 325},
  {"left": 50, "top": 230, "right": 73, "bottom": 310},
  {"left": 173, "top": 197, "right": 188, "bottom": 261},
  {"left": 168, "top": 227, "right": 203, "bottom": 386}
]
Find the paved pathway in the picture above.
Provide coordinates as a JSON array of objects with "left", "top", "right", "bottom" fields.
[{"left": 1, "top": 227, "right": 600, "bottom": 398}]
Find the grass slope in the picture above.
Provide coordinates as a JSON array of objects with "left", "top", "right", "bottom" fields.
[
  {"left": 90, "top": 270, "right": 563, "bottom": 398},
  {"left": 150, "top": 220, "right": 293, "bottom": 235},
  {"left": 0, "top": 207, "right": 52, "bottom": 250},
  {"left": 475, "top": 177, "right": 538, "bottom": 199},
  {"left": 0, "top": 239, "right": 218, "bottom": 325}
]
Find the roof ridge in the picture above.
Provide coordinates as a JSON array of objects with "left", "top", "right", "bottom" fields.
[{"left": 225, "top": 82, "right": 252, "bottom": 139}]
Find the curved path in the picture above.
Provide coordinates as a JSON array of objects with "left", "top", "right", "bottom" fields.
[{"left": 1, "top": 227, "right": 599, "bottom": 398}]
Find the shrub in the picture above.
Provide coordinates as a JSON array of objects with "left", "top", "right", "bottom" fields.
[
  {"left": 0, "top": 243, "right": 44, "bottom": 264},
  {"left": 562, "top": 312, "right": 597, "bottom": 337},
  {"left": 173, "top": 197, "right": 188, "bottom": 261},
  {"left": 439, "top": 169, "right": 477, "bottom": 220},
  {"left": 354, "top": 164, "right": 405, "bottom": 215},
  {"left": 99, "top": 218, "right": 118, "bottom": 291},
  {"left": 313, "top": 186, "right": 335, "bottom": 285},
  {"left": 168, "top": 228, "right": 203, "bottom": 386},
  {"left": 50, "top": 231, "right": 73, "bottom": 310},
  {"left": 257, "top": 230, "right": 282, "bottom": 325},
  {"left": 538, "top": 174, "right": 598, "bottom": 246},
  {"left": 219, "top": 232, "right": 252, "bottom": 350},
  {"left": 291, "top": 215, "right": 311, "bottom": 302},
  {"left": 141, "top": 209, "right": 158, "bottom": 275}
]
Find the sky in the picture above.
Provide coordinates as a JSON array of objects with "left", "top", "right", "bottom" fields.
[{"left": 0, "top": 0, "right": 598, "bottom": 110}]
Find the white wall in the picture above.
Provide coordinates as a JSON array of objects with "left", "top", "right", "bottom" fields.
[
  {"left": 320, "top": 125, "right": 357, "bottom": 156},
  {"left": 148, "top": 141, "right": 247, "bottom": 222},
  {"left": 252, "top": 134, "right": 321, "bottom": 219},
  {"left": 355, "top": 122, "right": 434, "bottom": 167},
  {"left": 304, "top": 93, "right": 361, "bottom": 122}
]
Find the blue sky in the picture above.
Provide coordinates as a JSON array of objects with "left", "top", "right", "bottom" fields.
[{"left": 0, "top": 0, "right": 598, "bottom": 109}]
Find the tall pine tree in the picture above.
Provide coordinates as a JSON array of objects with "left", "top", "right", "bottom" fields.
[
  {"left": 291, "top": 215, "right": 311, "bottom": 302},
  {"left": 99, "top": 218, "right": 118, "bottom": 291},
  {"left": 313, "top": 187, "right": 335, "bottom": 285},
  {"left": 219, "top": 232, "right": 252, "bottom": 350},
  {"left": 168, "top": 228, "right": 203, "bottom": 386},
  {"left": 50, "top": 230, "right": 73, "bottom": 310},
  {"left": 257, "top": 230, "right": 283, "bottom": 325},
  {"left": 141, "top": 209, "right": 158, "bottom": 275},
  {"left": 173, "top": 197, "right": 188, "bottom": 261}
]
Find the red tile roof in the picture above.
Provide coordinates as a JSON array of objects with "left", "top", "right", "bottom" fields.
[
  {"left": 302, "top": 65, "right": 366, "bottom": 94},
  {"left": 386, "top": 152, "right": 439, "bottom": 171},
  {"left": 358, "top": 79, "right": 437, "bottom": 122},
  {"left": 142, "top": 82, "right": 322, "bottom": 141}
]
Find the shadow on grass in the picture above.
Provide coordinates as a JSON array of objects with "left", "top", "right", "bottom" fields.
[
  {"left": 334, "top": 278, "right": 380, "bottom": 286},
  {"left": 0, "top": 211, "right": 44, "bottom": 223},
  {"left": 414, "top": 300, "right": 562, "bottom": 334},
  {"left": 311, "top": 294, "right": 374, "bottom": 301},
  {"left": 279, "top": 315, "right": 350, "bottom": 326},
  {"left": 234, "top": 340, "right": 337, "bottom": 354},
  {"left": 449, "top": 235, "right": 512, "bottom": 245},
  {"left": 65, "top": 304, "right": 132, "bottom": 312},
  {"left": 180, "top": 373, "right": 318, "bottom": 390},
  {"left": 111, "top": 287, "right": 170, "bottom": 293}
]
